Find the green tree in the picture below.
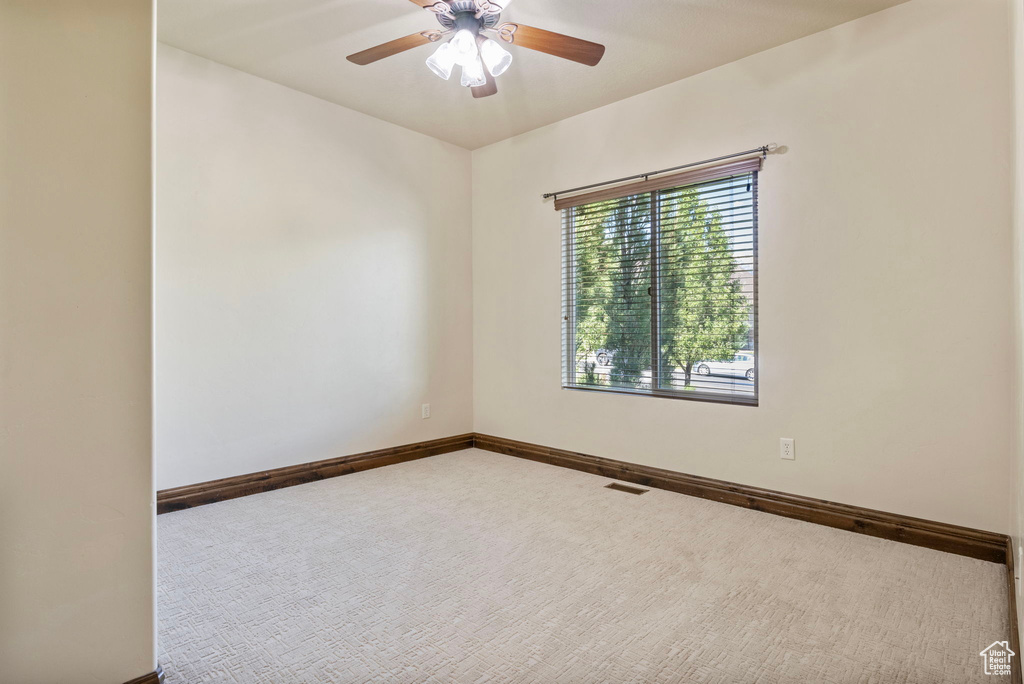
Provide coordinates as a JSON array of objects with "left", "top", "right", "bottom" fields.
[
  {"left": 569, "top": 196, "right": 652, "bottom": 389},
  {"left": 570, "top": 185, "right": 749, "bottom": 391},
  {"left": 657, "top": 187, "right": 749, "bottom": 388},
  {"left": 602, "top": 198, "right": 651, "bottom": 387},
  {"left": 570, "top": 200, "right": 613, "bottom": 382}
]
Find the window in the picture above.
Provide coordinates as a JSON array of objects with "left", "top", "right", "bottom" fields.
[{"left": 561, "top": 160, "right": 758, "bottom": 405}]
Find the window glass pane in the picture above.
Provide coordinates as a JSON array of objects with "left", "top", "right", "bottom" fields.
[
  {"left": 656, "top": 174, "right": 756, "bottom": 399},
  {"left": 562, "top": 168, "right": 757, "bottom": 405},
  {"left": 568, "top": 194, "right": 652, "bottom": 391}
]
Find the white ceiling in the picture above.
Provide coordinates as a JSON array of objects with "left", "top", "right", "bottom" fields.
[{"left": 158, "top": 0, "right": 908, "bottom": 150}]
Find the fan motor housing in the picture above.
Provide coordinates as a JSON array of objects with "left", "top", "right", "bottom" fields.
[{"left": 437, "top": 2, "right": 500, "bottom": 32}]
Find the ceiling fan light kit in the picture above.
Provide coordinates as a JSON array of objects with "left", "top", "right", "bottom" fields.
[
  {"left": 347, "top": 0, "right": 606, "bottom": 98},
  {"left": 450, "top": 25, "right": 479, "bottom": 63},
  {"left": 425, "top": 41, "right": 457, "bottom": 80},
  {"left": 479, "top": 37, "right": 513, "bottom": 77},
  {"left": 460, "top": 51, "right": 488, "bottom": 86}
]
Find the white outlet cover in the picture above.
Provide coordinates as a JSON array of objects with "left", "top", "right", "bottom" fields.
[
  {"left": 780, "top": 438, "right": 795, "bottom": 460},
  {"left": 421, "top": 403, "right": 430, "bottom": 419}
]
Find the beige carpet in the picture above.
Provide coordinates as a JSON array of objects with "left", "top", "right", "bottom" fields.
[{"left": 158, "top": 449, "right": 1009, "bottom": 683}]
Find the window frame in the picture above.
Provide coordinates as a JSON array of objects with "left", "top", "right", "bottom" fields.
[{"left": 561, "top": 171, "right": 759, "bottom": 407}]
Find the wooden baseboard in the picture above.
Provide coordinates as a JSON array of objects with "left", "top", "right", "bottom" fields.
[
  {"left": 157, "top": 434, "right": 474, "bottom": 514},
  {"left": 161, "top": 430, "right": 1008, "bottom": 563},
  {"left": 124, "top": 664, "right": 164, "bottom": 684},
  {"left": 472, "top": 433, "right": 1008, "bottom": 564}
]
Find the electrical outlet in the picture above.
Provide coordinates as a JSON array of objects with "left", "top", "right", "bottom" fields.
[
  {"left": 780, "top": 438, "right": 795, "bottom": 460},
  {"left": 421, "top": 403, "right": 431, "bottom": 419}
]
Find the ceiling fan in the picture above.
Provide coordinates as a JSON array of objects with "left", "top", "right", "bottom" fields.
[{"left": 346, "top": 0, "right": 605, "bottom": 98}]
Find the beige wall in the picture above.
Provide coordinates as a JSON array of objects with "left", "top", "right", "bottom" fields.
[
  {"left": 1011, "top": 0, "right": 1024, "bottom": 629},
  {"left": 0, "top": 1, "right": 155, "bottom": 682},
  {"left": 472, "top": 0, "right": 1015, "bottom": 533},
  {"left": 155, "top": 45, "right": 474, "bottom": 489}
]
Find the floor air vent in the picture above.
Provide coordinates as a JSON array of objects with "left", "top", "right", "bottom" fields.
[{"left": 605, "top": 482, "right": 649, "bottom": 495}]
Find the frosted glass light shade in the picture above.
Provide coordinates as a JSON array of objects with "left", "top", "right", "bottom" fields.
[
  {"left": 480, "top": 38, "right": 513, "bottom": 77},
  {"left": 460, "top": 57, "right": 486, "bottom": 87},
  {"left": 425, "top": 42, "right": 456, "bottom": 80},
  {"left": 450, "top": 29, "right": 479, "bottom": 67}
]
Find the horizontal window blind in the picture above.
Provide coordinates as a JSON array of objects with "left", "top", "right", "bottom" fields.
[{"left": 562, "top": 163, "right": 758, "bottom": 405}]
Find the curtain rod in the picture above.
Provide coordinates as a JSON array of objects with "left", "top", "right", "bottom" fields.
[{"left": 542, "top": 145, "right": 773, "bottom": 201}]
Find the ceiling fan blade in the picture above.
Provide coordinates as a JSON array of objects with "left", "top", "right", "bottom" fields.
[
  {"left": 498, "top": 23, "right": 604, "bottom": 66},
  {"left": 347, "top": 32, "right": 435, "bottom": 66},
  {"left": 472, "top": 69, "right": 498, "bottom": 98}
]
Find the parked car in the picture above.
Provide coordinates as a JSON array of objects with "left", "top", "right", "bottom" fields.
[{"left": 694, "top": 353, "right": 755, "bottom": 381}]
